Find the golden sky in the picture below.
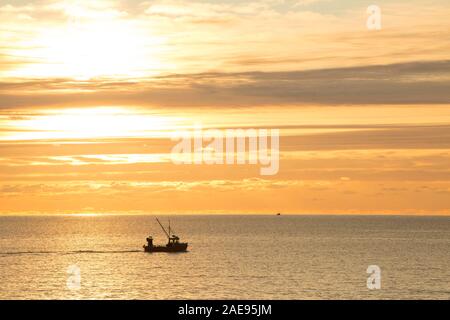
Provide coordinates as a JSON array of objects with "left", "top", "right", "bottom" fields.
[{"left": 0, "top": 0, "right": 449, "bottom": 215}]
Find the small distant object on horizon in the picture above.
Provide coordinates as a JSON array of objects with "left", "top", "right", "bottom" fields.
[{"left": 277, "top": 213, "right": 281, "bottom": 216}]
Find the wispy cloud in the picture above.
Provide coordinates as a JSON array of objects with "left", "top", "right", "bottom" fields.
[{"left": 1, "top": 0, "right": 450, "bottom": 79}]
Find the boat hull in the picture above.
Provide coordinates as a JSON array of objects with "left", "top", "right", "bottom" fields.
[{"left": 144, "top": 243, "right": 188, "bottom": 253}]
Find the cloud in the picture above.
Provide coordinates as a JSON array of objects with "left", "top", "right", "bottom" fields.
[
  {"left": 0, "top": 60, "right": 449, "bottom": 108},
  {"left": 1, "top": 0, "right": 450, "bottom": 80}
]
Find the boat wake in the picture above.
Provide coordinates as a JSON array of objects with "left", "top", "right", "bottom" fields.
[{"left": 0, "top": 249, "right": 142, "bottom": 256}]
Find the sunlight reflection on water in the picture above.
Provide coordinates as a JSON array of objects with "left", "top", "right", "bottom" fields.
[{"left": 0, "top": 215, "right": 449, "bottom": 299}]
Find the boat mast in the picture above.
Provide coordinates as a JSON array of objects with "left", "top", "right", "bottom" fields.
[{"left": 156, "top": 217, "right": 170, "bottom": 240}]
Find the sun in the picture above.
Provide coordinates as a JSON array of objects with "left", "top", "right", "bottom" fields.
[{"left": 10, "top": 5, "right": 168, "bottom": 80}]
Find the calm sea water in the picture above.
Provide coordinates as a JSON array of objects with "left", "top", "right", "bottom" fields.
[{"left": 0, "top": 215, "right": 449, "bottom": 300}]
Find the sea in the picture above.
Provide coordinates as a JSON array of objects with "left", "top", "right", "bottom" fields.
[{"left": 0, "top": 215, "right": 449, "bottom": 300}]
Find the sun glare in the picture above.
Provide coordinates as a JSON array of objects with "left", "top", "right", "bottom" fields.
[
  {"left": 3, "top": 107, "right": 182, "bottom": 141},
  {"left": 9, "top": 6, "right": 168, "bottom": 80},
  {"left": 69, "top": 213, "right": 101, "bottom": 217}
]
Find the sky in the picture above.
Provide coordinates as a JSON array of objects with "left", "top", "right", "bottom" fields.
[{"left": 0, "top": 0, "right": 449, "bottom": 215}]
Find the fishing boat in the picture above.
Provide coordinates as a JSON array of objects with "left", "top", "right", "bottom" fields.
[{"left": 143, "top": 218, "right": 188, "bottom": 253}]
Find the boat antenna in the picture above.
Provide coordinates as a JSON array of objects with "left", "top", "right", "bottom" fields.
[
  {"left": 168, "top": 219, "right": 171, "bottom": 237},
  {"left": 156, "top": 217, "right": 170, "bottom": 240}
]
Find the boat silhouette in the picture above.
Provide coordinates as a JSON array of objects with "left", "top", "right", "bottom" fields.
[{"left": 143, "top": 218, "right": 188, "bottom": 253}]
